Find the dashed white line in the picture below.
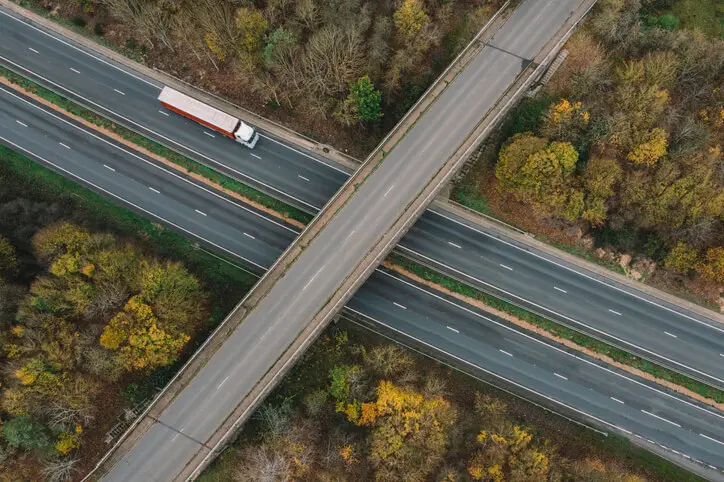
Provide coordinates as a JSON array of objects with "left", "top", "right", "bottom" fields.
[
  {"left": 610, "top": 397, "right": 624, "bottom": 404},
  {"left": 641, "top": 410, "right": 680, "bottom": 427},
  {"left": 709, "top": 465, "right": 717, "bottom": 470},
  {"left": 446, "top": 326, "right": 460, "bottom": 334},
  {"left": 203, "top": 132, "right": 215, "bottom": 138},
  {"left": 664, "top": 331, "right": 677, "bottom": 338},
  {"left": 298, "top": 175, "right": 310, "bottom": 182},
  {"left": 303, "top": 267, "right": 324, "bottom": 291},
  {"left": 608, "top": 309, "right": 622, "bottom": 316},
  {"left": 553, "top": 373, "right": 567, "bottom": 380},
  {"left": 393, "top": 302, "right": 407, "bottom": 310},
  {"left": 158, "top": 110, "right": 169, "bottom": 116},
  {"left": 194, "top": 209, "right": 207, "bottom": 216},
  {"left": 553, "top": 286, "right": 567, "bottom": 293},
  {"left": 113, "top": 88, "right": 125, "bottom": 96},
  {"left": 647, "top": 439, "right": 655, "bottom": 444},
  {"left": 499, "top": 349, "right": 513, "bottom": 357},
  {"left": 250, "top": 153, "right": 262, "bottom": 159},
  {"left": 682, "top": 454, "right": 690, "bottom": 459},
  {"left": 148, "top": 187, "right": 160, "bottom": 194},
  {"left": 243, "top": 232, "right": 255, "bottom": 240},
  {"left": 217, "top": 376, "right": 230, "bottom": 390},
  {"left": 70, "top": 67, "right": 80, "bottom": 74},
  {"left": 448, "top": 242, "right": 462, "bottom": 249},
  {"left": 671, "top": 450, "right": 680, "bottom": 455},
  {"left": 384, "top": 185, "right": 394, "bottom": 197},
  {"left": 28, "top": 47, "right": 39, "bottom": 53},
  {"left": 103, "top": 164, "right": 115, "bottom": 172},
  {"left": 59, "top": 142, "right": 71, "bottom": 149},
  {"left": 15, "top": 120, "right": 27, "bottom": 127},
  {"left": 700, "top": 434, "right": 724, "bottom": 446},
  {"left": 500, "top": 264, "right": 513, "bottom": 271}
]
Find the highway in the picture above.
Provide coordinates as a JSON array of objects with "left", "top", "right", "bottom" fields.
[
  {"left": 2, "top": 3, "right": 722, "bottom": 390},
  {"left": 2, "top": 85, "right": 723, "bottom": 479}
]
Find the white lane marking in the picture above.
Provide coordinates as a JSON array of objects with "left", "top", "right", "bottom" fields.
[
  {"left": 700, "top": 434, "right": 724, "bottom": 446},
  {"left": 553, "top": 286, "right": 567, "bottom": 293},
  {"left": 158, "top": 110, "right": 169, "bottom": 116},
  {"left": 2, "top": 11, "right": 160, "bottom": 87},
  {"left": 0, "top": 136, "right": 268, "bottom": 273},
  {"left": 554, "top": 372, "right": 567, "bottom": 380},
  {"left": 203, "top": 131, "right": 215, "bottom": 138},
  {"left": 28, "top": 47, "right": 39, "bottom": 53},
  {"left": 298, "top": 175, "right": 310, "bottom": 182},
  {"left": 59, "top": 142, "right": 71, "bottom": 149},
  {"left": 447, "top": 326, "right": 460, "bottom": 334},
  {"left": 16, "top": 120, "right": 27, "bottom": 127},
  {"left": 499, "top": 349, "right": 513, "bottom": 357},
  {"left": 647, "top": 439, "right": 655, "bottom": 444},
  {"left": 103, "top": 164, "right": 115, "bottom": 172},
  {"left": 384, "top": 185, "right": 394, "bottom": 197},
  {"left": 70, "top": 67, "right": 80, "bottom": 74},
  {"left": 608, "top": 309, "right": 622, "bottom": 316},
  {"left": 671, "top": 450, "right": 680, "bottom": 455},
  {"left": 0, "top": 59, "right": 318, "bottom": 212},
  {"left": 395, "top": 243, "right": 724, "bottom": 387},
  {"left": 217, "top": 376, "right": 230, "bottom": 390},
  {"left": 641, "top": 410, "right": 681, "bottom": 428},
  {"left": 610, "top": 397, "right": 624, "bottom": 404},
  {"left": 393, "top": 302, "right": 407, "bottom": 310},
  {"left": 448, "top": 242, "right": 462, "bottom": 249},
  {"left": 148, "top": 187, "right": 160, "bottom": 194},
  {"left": 194, "top": 209, "right": 207, "bottom": 216},
  {"left": 243, "top": 232, "right": 255, "bottom": 240},
  {"left": 250, "top": 153, "right": 262, "bottom": 160},
  {"left": 500, "top": 264, "right": 513, "bottom": 271},
  {"left": 376, "top": 270, "right": 724, "bottom": 421},
  {"left": 303, "top": 267, "right": 324, "bottom": 291},
  {"left": 113, "top": 88, "right": 126, "bottom": 96},
  {"left": 429, "top": 208, "right": 724, "bottom": 334},
  {"left": 664, "top": 331, "right": 677, "bottom": 338}
]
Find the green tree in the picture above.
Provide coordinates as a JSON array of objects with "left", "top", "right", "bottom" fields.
[
  {"left": 335, "top": 75, "right": 383, "bottom": 125},
  {"left": 393, "top": 0, "right": 429, "bottom": 42},
  {"left": 2, "top": 416, "right": 51, "bottom": 451},
  {"left": 664, "top": 242, "right": 699, "bottom": 274}
]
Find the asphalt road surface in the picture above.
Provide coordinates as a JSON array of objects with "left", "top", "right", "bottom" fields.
[
  {"left": 2, "top": 77, "right": 723, "bottom": 480},
  {"left": 99, "top": 1, "right": 663, "bottom": 479},
  {"left": 2, "top": 4, "right": 722, "bottom": 389}
]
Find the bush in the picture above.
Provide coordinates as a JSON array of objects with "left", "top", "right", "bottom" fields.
[
  {"left": 71, "top": 17, "right": 86, "bottom": 28},
  {"left": 2, "top": 416, "right": 51, "bottom": 451}
]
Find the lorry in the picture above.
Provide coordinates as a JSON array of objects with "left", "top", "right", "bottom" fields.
[{"left": 158, "top": 86, "right": 259, "bottom": 149}]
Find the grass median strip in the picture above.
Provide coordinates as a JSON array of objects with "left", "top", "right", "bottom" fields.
[
  {"left": 388, "top": 254, "right": 724, "bottom": 407},
  {"left": 0, "top": 66, "right": 313, "bottom": 227}
]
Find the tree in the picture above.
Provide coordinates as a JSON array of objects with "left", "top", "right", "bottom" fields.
[
  {"left": 539, "top": 98, "right": 590, "bottom": 144},
  {"left": 582, "top": 156, "right": 622, "bottom": 226},
  {"left": 467, "top": 425, "right": 550, "bottom": 482},
  {"left": 664, "top": 242, "right": 699, "bottom": 274},
  {"left": 697, "top": 247, "right": 724, "bottom": 284},
  {"left": 355, "top": 381, "right": 456, "bottom": 481},
  {"left": 235, "top": 7, "right": 269, "bottom": 59},
  {"left": 0, "top": 236, "right": 18, "bottom": 280},
  {"left": 335, "top": 75, "right": 383, "bottom": 125},
  {"left": 626, "top": 127, "right": 668, "bottom": 167},
  {"left": 100, "top": 295, "right": 190, "bottom": 371},
  {"left": 2, "top": 416, "right": 51, "bottom": 451},
  {"left": 394, "top": 0, "right": 429, "bottom": 42}
]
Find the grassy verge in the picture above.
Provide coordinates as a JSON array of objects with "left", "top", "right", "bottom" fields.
[
  {"left": 0, "top": 66, "right": 314, "bottom": 225},
  {"left": 390, "top": 254, "right": 724, "bottom": 404}
]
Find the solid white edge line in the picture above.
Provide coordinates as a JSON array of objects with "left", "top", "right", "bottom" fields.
[
  {"left": 393, "top": 302, "right": 407, "bottom": 310},
  {"left": 0, "top": 136, "right": 267, "bottom": 272},
  {"left": 0, "top": 57, "right": 320, "bottom": 212},
  {"left": 447, "top": 326, "right": 460, "bottom": 333},
  {"left": 395, "top": 244, "right": 724, "bottom": 387},
  {"left": 640, "top": 410, "right": 681, "bottom": 428},
  {"left": 427, "top": 209, "right": 724, "bottom": 335},
  {"left": 376, "top": 269, "right": 724, "bottom": 421},
  {"left": 1, "top": 10, "right": 161, "bottom": 88},
  {"left": 258, "top": 133, "right": 349, "bottom": 174},
  {"left": 0, "top": 86, "right": 297, "bottom": 234}
]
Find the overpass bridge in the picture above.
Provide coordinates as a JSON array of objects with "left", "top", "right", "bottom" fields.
[{"left": 96, "top": 1, "right": 596, "bottom": 479}]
